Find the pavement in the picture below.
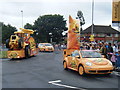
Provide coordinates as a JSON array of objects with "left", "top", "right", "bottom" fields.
[{"left": 2, "top": 50, "right": 120, "bottom": 89}]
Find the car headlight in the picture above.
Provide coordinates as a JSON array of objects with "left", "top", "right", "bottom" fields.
[
  {"left": 86, "top": 62, "right": 92, "bottom": 66},
  {"left": 108, "top": 61, "right": 113, "bottom": 66}
]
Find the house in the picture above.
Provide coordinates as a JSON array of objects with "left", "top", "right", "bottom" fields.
[{"left": 81, "top": 25, "right": 120, "bottom": 43}]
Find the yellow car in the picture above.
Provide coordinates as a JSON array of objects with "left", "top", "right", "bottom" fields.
[
  {"left": 38, "top": 43, "right": 54, "bottom": 52},
  {"left": 63, "top": 49, "right": 114, "bottom": 75}
]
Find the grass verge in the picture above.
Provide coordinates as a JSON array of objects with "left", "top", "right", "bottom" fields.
[{"left": 0, "top": 51, "right": 7, "bottom": 58}]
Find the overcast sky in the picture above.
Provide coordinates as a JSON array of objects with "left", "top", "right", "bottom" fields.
[{"left": 0, "top": 0, "right": 116, "bottom": 30}]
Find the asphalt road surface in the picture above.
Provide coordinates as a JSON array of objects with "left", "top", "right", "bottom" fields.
[{"left": 2, "top": 50, "right": 120, "bottom": 89}]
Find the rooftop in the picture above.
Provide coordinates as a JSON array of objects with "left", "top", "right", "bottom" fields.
[{"left": 81, "top": 25, "right": 120, "bottom": 34}]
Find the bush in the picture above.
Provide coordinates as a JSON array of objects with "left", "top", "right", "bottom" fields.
[{"left": 0, "top": 51, "right": 7, "bottom": 58}]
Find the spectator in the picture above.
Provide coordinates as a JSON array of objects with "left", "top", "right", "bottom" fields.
[
  {"left": 101, "top": 45, "right": 107, "bottom": 58},
  {"left": 107, "top": 43, "right": 113, "bottom": 60},
  {"left": 113, "top": 44, "right": 118, "bottom": 53},
  {"left": 89, "top": 44, "right": 92, "bottom": 50},
  {"left": 108, "top": 43, "right": 113, "bottom": 53},
  {"left": 58, "top": 44, "right": 61, "bottom": 50}
]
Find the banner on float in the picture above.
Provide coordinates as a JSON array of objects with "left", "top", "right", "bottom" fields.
[{"left": 112, "top": 0, "right": 120, "bottom": 26}]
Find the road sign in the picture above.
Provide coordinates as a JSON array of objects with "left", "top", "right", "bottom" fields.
[{"left": 112, "top": 0, "right": 120, "bottom": 26}]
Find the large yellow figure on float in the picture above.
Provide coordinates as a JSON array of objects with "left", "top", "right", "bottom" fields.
[{"left": 67, "top": 15, "right": 80, "bottom": 49}]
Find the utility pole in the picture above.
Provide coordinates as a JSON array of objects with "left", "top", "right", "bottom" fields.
[
  {"left": 89, "top": 0, "right": 95, "bottom": 42},
  {"left": 91, "top": 0, "right": 94, "bottom": 35}
]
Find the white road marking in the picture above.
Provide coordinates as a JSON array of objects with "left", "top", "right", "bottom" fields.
[
  {"left": 48, "top": 80, "right": 87, "bottom": 90},
  {"left": 113, "top": 71, "right": 120, "bottom": 76}
]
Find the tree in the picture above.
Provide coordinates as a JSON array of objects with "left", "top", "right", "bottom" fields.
[
  {"left": 24, "top": 23, "right": 33, "bottom": 29},
  {"left": 33, "top": 14, "right": 67, "bottom": 43},
  {"left": 1, "top": 22, "right": 17, "bottom": 44}
]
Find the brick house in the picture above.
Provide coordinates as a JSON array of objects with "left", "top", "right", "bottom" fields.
[{"left": 81, "top": 25, "right": 120, "bottom": 43}]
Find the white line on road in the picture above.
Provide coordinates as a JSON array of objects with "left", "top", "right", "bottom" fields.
[
  {"left": 113, "top": 71, "right": 120, "bottom": 76},
  {"left": 48, "top": 80, "right": 87, "bottom": 90}
]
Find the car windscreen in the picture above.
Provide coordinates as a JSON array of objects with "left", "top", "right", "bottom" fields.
[
  {"left": 39, "top": 44, "right": 44, "bottom": 46},
  {"left": 80, "top": 51, "right": 102, "bottom": 58},
  {"left": 45, "top": 44, "right": 52, "bottom": 46},
  {"left": 71, "top": 50, "right": 80, "bottom": 57}
]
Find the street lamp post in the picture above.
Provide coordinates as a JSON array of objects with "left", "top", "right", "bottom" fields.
[
  {"left": 35, "top": 30, "right": 39, "bottom": 43},
  {"left": 49, "top": 33, "right": 52, "bottom": 43},
  {"left": 21, "top": 10, "right": 23, "bottom": 28},
  {"left": 36, "top": 32, "right": 39, "bottom": 43}
]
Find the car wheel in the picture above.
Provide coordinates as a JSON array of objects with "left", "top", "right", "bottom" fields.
[
  {"left": 78, "top": 65, "right": 85, "bottom": 76},
  {"left": 63, "top": 61, "right": 68, "bottom": 70},
  {"left": 25, "top": 46, "right": 30, "bottom": 58}
]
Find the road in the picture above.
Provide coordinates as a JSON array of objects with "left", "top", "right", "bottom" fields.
[{"left": 2, "top": 50, "right": 119, "bottom": 89}]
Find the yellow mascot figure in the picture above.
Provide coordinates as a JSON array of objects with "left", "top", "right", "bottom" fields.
[{"left": 67, "top": 15, "right": 80, "bottom": 49}]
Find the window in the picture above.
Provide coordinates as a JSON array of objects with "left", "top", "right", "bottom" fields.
[
  {"left": 106, "top": 34, "right": 112, "bottom": 37},
  {"left": 97, "top": 34, "right": 105, "bottom": 37},
  {"left": 114, "top": 34, "right": 118, "bottom": 37},
  {"left": 71, "top": 50, "right": 80, "bottom": 57},
  {"left": 38, "top": 44, "right": 44, "bottom": 47},
  {"left": 45, "top": 44, "right": 52, "bottom": 46}
]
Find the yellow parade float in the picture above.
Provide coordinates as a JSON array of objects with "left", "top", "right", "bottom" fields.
[
  {"left": 63, "top": 15, "right": 114, "bottom": 75},
  {"left": 6, "top": 28, "right": 38, "bottom": 59}
]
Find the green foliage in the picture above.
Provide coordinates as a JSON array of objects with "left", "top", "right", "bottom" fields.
[
  {"left": 118, "top": 39, "right": 120, "bottom": 42},
  {"left": 0, "top": 51, "right": 7, "bottom": 58},
  {"left": 24, "top": 23, "right": 33, "bottom": 29},
  {"left": 2, "top": 23, "right": 17, "bottom": 44},
  {"left": 24, "top": 14, "right": 67, "bottom": 43}
]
